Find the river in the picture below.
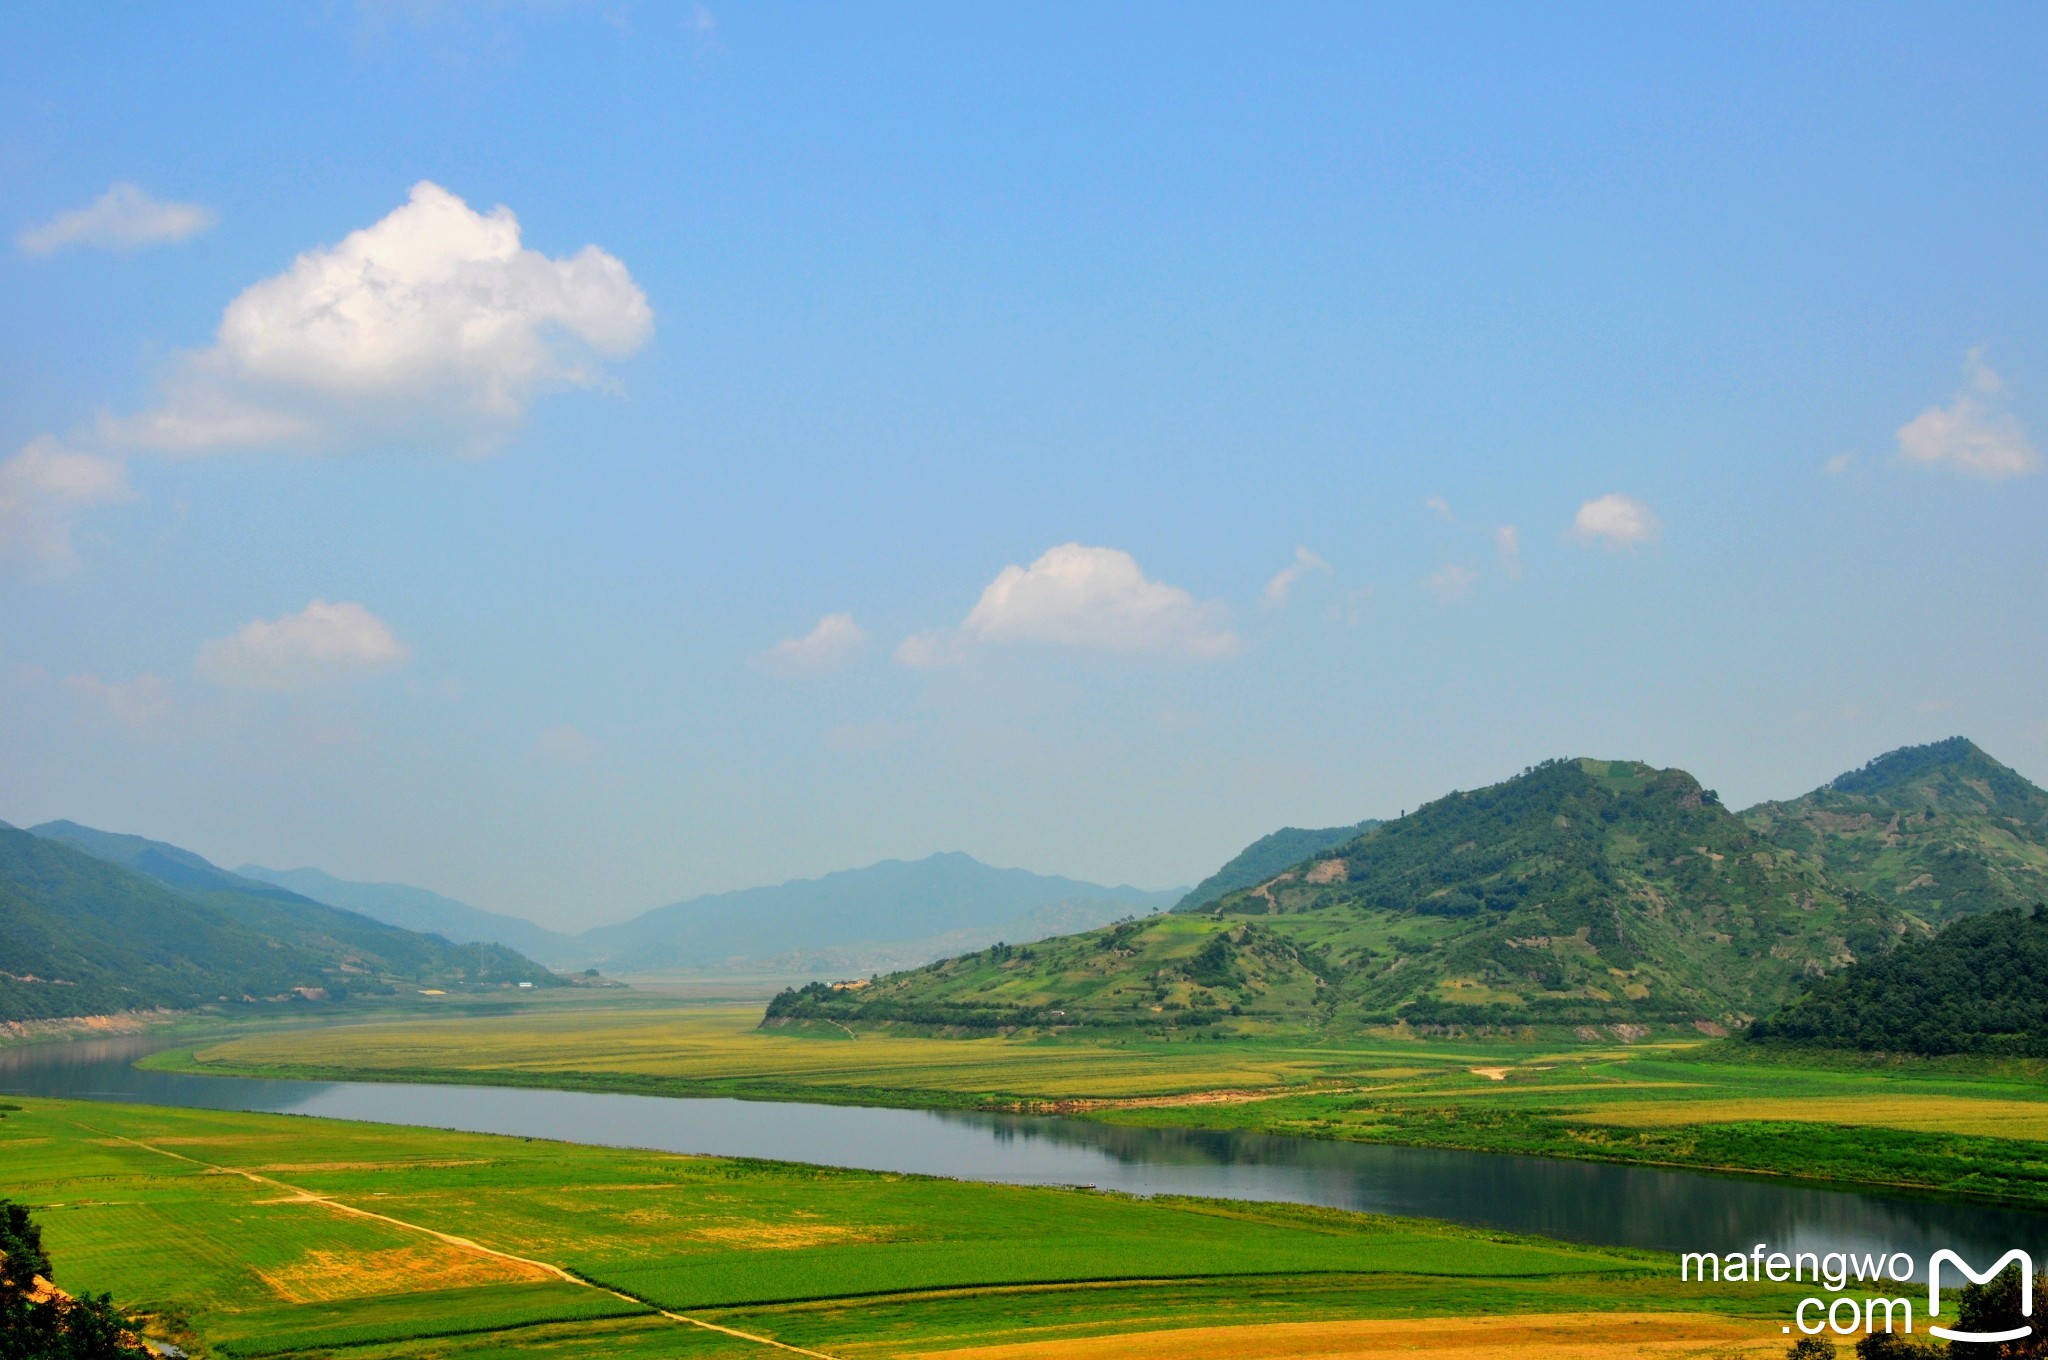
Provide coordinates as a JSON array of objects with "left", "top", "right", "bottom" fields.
[{"left": 3, "top": 1033, "right": 2039, "bottom": 1272}]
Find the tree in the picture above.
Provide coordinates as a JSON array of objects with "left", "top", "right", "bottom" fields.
[
  {"left": 1947, "top": 1264, "right": 2048, "bottom": 1360},
  {"left": 0, "top": 1198, "right": 145, "bottom": 1359}
]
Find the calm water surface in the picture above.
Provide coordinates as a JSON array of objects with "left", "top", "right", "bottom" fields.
[{"left": 3, "top": 1034, "right": 2039, "bottom": 1272}]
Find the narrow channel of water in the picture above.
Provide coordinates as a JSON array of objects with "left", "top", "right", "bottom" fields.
[{"left": 4, "top": 1034, "right": 2039, "bottom": 1272}]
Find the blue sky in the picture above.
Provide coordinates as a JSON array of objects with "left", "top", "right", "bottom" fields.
[{"left": 3, "top": 3, "right": 2044, "bottom": 928}]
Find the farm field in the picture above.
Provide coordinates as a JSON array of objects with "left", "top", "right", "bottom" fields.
[
  {"left": 159, "top": 999, "right": 2048, "bottom": 1205},
  {"left": 0, "top": 1095, "right": 1786, "bottom": 1359}
]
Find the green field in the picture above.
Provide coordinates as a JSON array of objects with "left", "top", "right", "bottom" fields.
[
  {"left": 158, "top": 999, "right": 2048, "bottom": 1206},
  {"left": 0, "top": 1095, "right": 1789, "bottom": 1359}
]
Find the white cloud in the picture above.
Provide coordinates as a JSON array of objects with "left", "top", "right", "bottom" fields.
[
  {"left": 1494, "top": 525, "right": 1522, "bottom": 580},
  {"left": 753, "top": 612, "right": 868, "bottom": 675},
  {"left": 0, "top": 438, "right": 135, "bottom": 575},
  {"left": 1421, "top": 563, "right": 1479, "bottom": 603},
  {"left": 684, "top": 2, "right": 722, "bottom": 52},
  {"left": 530, "top": 724, "right": 598, "bottom": 764},
  {"left": 105, "top": 181, "right": 652, "bottom": 457},
  {"left": 18, "top": 183, "right": 216, "bottom": 255},
  {"left": 1425, "top": 494, "right": 1455, "bottom": 523},
  {"left": 1567, "top": 493, "right": 1661, "bottom": 550},
  {"left": 1824, "top": 453, "right": 1853, "bottom": 476},
  {"left": 901, "top": 543, "right": 1238, "bottom": 664},
  {"left": 63, "top": 673, "right": 172, "bottom": 728},
  {"left": 894, "top": 629, "right": 967, "bottom": 668},
  {"left": 1895, "top": 350, "right": 2038, "bottom": 481},
  {"left": 1260, "top": 545, "right": 1331, "bottom": 610},
  {"left": 197, "top": 600, "right": 409, "bottom": 690}
]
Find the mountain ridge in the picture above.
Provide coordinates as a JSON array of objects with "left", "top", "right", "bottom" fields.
[
  {"left": 772, "top": 750, "right": 2001, "bottom": 1034},
  {"left": 1741, "top": 736, "right": 2048, "bottom": 922},
  {"left": 229, "top": 850, "right": 1183, "bottom": 977},
  {"left": 1, "top": 823, "right": 557, "bottom": 1022},
  {"left": 1175, "top": 820, "right": 1378, "bottom": 914},
  {"left": 235, "top": 863, "right": 573, "bottom": 961}
]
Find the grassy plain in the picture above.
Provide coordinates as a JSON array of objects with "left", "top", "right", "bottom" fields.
[
  {"left": 160, "top": 1000, "right": 2048, "bottom": 1206},
  {"left": 0, "top": 1095, "right": 1787, "bottom": 1359}
]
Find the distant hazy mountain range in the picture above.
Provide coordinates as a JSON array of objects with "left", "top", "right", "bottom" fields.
[
  {"left": 240, "top": 851, "right": 1182, "bottom": 977},
  {"left": 233, "top": 865, "right": 572, "bottom": 962}
]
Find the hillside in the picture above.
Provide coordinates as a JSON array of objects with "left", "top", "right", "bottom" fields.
[
  {"left": 235, "top": 863, "right": 572, "bottom": 961},
  {"left": 12, "top": 821, "right": 557, "bottom": 1019},
  {"left": 3, "top": 824, "right": 341, "bottom": 1020},
  {"left": 1175, "top": 820, "right": 1377, "bottom": 913},
  {"left": 771, "top": 758, "right": 1910, "bottom": 1033},
  {"left": 1742, "top": 738, "right": 2048, "bottom": 921},
  {"left": 1749, "top": 906, "right": 2048, "bottom": 1054},
  {"left": 572, "top": 852, "right": 1178, "bottom": 974}
]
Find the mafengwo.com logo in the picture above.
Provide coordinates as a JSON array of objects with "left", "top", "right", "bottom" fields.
[{"left": 1682, "top": 1245, "right": 2035, "bottom": 1340}]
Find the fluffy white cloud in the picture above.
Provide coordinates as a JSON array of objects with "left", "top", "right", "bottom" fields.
[
  {"left": 1260, "top": 545, "right": 1331, "bottom": 610},
  {"left": 0, "top": 438, "right": 134, "bottom": 574},
  {"left": 753, "top": 612, "right": 868, "bottom": 675},
  {"left": 18, "top": 183, "right": 216, "bottom": 255},
  {"left": 197, "top": 600, "right": 409, "bottom": 689},
  {"left": 63, "top": 672, "right": 172, "bottom": 728},
  {"left": 1567, "top": 493, "right": 1661, "bottom": 550},
  {"left": 1824, "top": 452, "right": 1854, "bottom": 475},
  {"left": 106, "top": 181, "right": 652, "bottom": 456},
  {"left": 1421, "top": 563, "right": 1479, "bottom": 603},
  {"left": 901, "top": 543, "right": 1237, "bottom": 664},
  {"left": 1896, "top": 351, "right": 2038, "bottom": 481}
]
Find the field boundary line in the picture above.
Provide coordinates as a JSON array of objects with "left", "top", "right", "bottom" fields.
[{"left": 63, "top": 1115, "right": 843, "bottom": 1360}]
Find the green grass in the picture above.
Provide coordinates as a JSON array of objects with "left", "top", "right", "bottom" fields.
[
  {"left": 158, "top": 1000, "right": 2048, "bottom": 1207},
  {"left": 2, "top": 1093, "right": 1780, "bottom": 1358}
]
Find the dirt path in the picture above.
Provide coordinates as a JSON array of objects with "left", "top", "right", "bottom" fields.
[{"left": 66, "top": 1116, "right": 843, "bottom": 1360}]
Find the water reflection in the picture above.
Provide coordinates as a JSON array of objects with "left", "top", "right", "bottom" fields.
[{"left": 3, "top": 1034, "right": 2040, "bottom": 1271}]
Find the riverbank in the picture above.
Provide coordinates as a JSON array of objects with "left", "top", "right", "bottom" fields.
[
  {"left": 2, "top": 1094, "right": 1794, "bottom": 1359},
  {"left": 151, "top": 1000, "right": 2048, "bottom": 1210}
]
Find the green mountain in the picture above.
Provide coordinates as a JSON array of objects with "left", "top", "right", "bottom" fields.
[
  {"left": 1749, "top": 906, "right": 2048, "bottom": 1055},
  {"left": 772, "top": 758, "right": 1909, "bottom": 1033},
  {"left": 2, "top": 821, "right": 558, "bottom": 1021},
  {"left": 1175, "top": 820, "right": 1377, "bottom": 913},
  {"left": 1742, "top": 737, "right": 2048, "bottom": 922}
]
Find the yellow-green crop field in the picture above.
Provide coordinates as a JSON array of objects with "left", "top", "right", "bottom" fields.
[
  {"left": 156, "top": 1000, "right": 2048, "bottom": 1205},
  {"left": 0, "top": 1095, "right": 1788, "bottom": 1359}
]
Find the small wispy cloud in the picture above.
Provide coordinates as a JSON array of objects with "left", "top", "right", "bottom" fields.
[
  {"left": 530, "top": 724, "right": 599, "bottom": 764},
  {"left": 1260, "top": 545, "right": 1332, "bottom": 610},
  {"left": 1494, "top": 525, "right": 1522, "bottom": 580},
  {"left": 1896, "top": 349, "right": 2038, "bottom": 481},
  {"left": 64, "top": 672, "right": 172, "bottom": 729},
  {"left": 197, "top": 600, "right": 409, "bottom": 690},
  {"left": 1421, "top": 563, "right": 1479, "bottom": 604},
  {"left": 901, "top": 543, "right": 1238, "bottom": 665},
  {"left": 0, "top": 437, "right": 134, "bottom": 576},
  {"left": 19, "top": 183, "right": 216, "bottom": 255},
  {"left": 1823, "top": 453, "right": 1853, "bottom": 476},
  {"left": 753, "top": 612, "right": 868, "bottom": 676},
  {"left": 1429, "top": 496, "right": 1522, "bottom": 582},
  {"left": 1567, "top": 493, "right": 1661, "bottom": 551}
]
